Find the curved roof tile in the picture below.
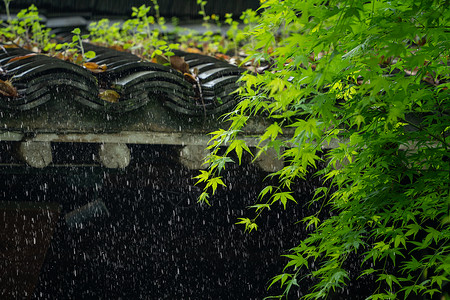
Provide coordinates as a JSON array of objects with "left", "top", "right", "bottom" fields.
[{"left": 0, "top": 43, "right": 246, "bottom": 117}]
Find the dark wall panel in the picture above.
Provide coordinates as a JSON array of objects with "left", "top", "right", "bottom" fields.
[{"left": 9, "top": 0, "right": 260, "bottom": 18}]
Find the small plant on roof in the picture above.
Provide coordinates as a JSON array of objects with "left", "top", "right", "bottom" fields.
[
  {"left": 89, "top": 1, "right": 178, "bottom": 62},
  {"left": 70, "top": 28, "right": 96, "bottom": 63},
  {"left": 88, "top": 19, "right": 122, "bottom": 48},
  {"left": 175, "top": 0, "right": 225, "bottom": 56},
  {"left": 0, "top": 4, "right": 53, "bottom": 51},
  {"left": 53, "top": 28, "right": 95, "bottom": 65}
]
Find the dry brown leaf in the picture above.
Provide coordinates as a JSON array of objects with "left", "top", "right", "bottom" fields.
[
  {"left": 83, "top": 62, "right": 99, "bottom": 69},
  {"left": 53, "top": 52, "right": 65, "bottom": 60},
  {"left": 186, "top": 47, "right": 202, "bottom": 54},
  {"left": 83, "top": 62, "right": 107, "bottom": 73},
  {"left": 22, "top": 44, "right": 34, "bottom": 51},
  {"left": 202, "top": 42, "right": 210, "bottom": 54},
  {"left": 7, "top": 53, "right": 37, "bottom": 64},
  {"left": 184, "top": 73, "right": 197, "bottom": 84},
  {"left": 2, "top": 44, "right": 19, "bottom": 48},
  {"left": 71, "top": 54, "right": 83, "bottom": 65},
  {"left": 110, "top": 45, "right": 125, "bottom": 52},
  {"left": 0, "top": 79, "right": 18, "bottom": 98},
  {"left": 214, "top": 53, "right": 230, "bottom": 61},
  {"left": 170, "top": 56, "right": 190, "bottom": 74},
  {"left": 99, "top": 90, "right": 120, "bottom": 103}
]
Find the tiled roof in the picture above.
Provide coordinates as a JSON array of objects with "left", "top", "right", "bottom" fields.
[
  {"left": 0, "top": 19, "right": 277, "bottom": 170},
  {"left": 0, "top": 43, "right": 245, "bottom": 115},
  {"left": 0, "top": 40, "right": 270, "bottom": 149}
]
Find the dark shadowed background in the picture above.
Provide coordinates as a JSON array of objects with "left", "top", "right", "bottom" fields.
[{"left": 6, "top": 0, "right": 260, "bottom": 19}]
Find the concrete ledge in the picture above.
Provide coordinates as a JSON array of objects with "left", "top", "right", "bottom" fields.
[{"left": 0, "top": 131, "right": 339, "bottom": 148}]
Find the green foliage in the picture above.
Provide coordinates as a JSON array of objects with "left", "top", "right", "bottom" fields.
[
  {"left": 1, "top": 1, "right": 448, "bottom": 297},
  {"left": 197, "top": 0, "right": 450, "bottom": 298},
  {"left": 88, "top": 1, "right": 178, "bottom": 59},
  {"left": 88, "top": 19, "right": 122, "bottom": 46},
  {"left": 49, "top": 27, "right": 95, "bottom": 64},
  {"left": 70, "top": 28, "right": 95, "bottom": 63},
  {"left": 236, "top": 217, "right": 258, "bottom": 232},
  {"left": 0, "top": 4, "right": 53, "bottom": 50},
  {"left": 91, "top": 0, "right": 254, "bottom": 60},
  {"left": 0, "top": 5, "right": 95, "bottom": 63}
]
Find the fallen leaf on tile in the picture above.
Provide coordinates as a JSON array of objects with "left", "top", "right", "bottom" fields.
[
  {"left": 99, "top": 90, "right": 120, "bottom": 103},
  {"left": 7, "top": 53, "right": 37, "bottom": 64},
  {"left": 0, "top": 79, "right": 18, "bottom": 98},
  {"left": 170, "top": 56, "right": 190, "bottom": 74}
]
